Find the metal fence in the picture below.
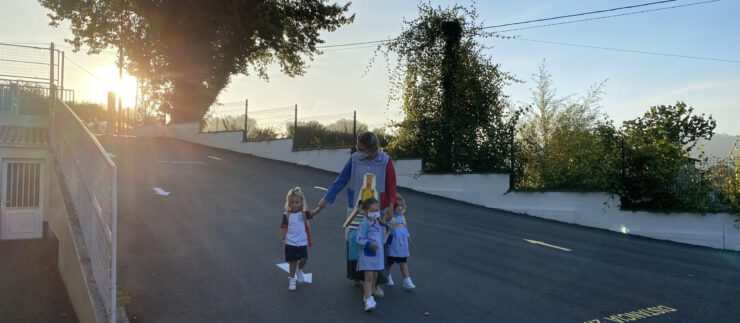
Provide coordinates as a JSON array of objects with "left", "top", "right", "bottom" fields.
[
  {"left": 0, "top": 81, "right": 74, "bottom": 116},
  {"left": 245, "top": 105, "right": 296, "bottom": 140},
  {"left": 200, "top": 100, "right": 392, "bottom": 151},
  {"left": 672, "top": 157, "right": 740, "bottom": 210},
  {"left": 201, "top": 100, "right": 249, "bottom": 133},
  {"left": 52, "top": 99, "right": 117, "bottom": 323},
  {"left": 293, "top": 112, "right": 357, "bottom": 151},
  {"left": 0, "top": 42, "right": 62, "bottom": 86}
]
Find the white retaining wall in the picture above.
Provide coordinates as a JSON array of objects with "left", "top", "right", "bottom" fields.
[
  {"left": 395, "top": 159, "right": 738, "bottom": 251},
  {"left": 128, "top": 123, "right": 740, "bottom": 251},
  {"left": 128, "top": 123, "right": 349, "bottom": 173}
]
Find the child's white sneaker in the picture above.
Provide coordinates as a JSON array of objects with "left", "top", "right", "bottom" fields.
[
  {"left": 364, "top": 296, "right": 376, "bottom": 312},
  {"left": 402, "top": 277, "right": 415, "bottom": 289},
  {"left": 297, "top": 270, "right": 305, "bottom": 283},
  {"left": 386, "top": 274, "right": 394, "bottom": 287},
  {"left": 288, "top": 277, "right": 297, "bottom": 291}
]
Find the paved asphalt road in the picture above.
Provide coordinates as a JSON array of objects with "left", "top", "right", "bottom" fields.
[{"left": 107, "top": 137, "right": 740, "bottom": 323}]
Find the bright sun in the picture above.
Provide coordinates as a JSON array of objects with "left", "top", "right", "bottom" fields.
[{"left": 88, "top": 66, "right": 138, "bottom": 108}]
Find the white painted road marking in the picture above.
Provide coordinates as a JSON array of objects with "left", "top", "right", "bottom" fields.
[
  {"left": 313, "top": 186, "right": 328, "bottom": 191},
  {"left": 276, "top": 262, "right": 313, "bottom": 283},
  {"left": 108, "top": 153, "right": 116, "bottom": 158},
  {"left": 153, "top": 187, "right": 171, "bottom": 196},
  {"left": 208, "top": 156, "right": 221, "bottom": 160},
  {"left": 523, "top": 239, "right": 572, "bottom": 252},
  {"left": 156, "top": 161, "right": 206, "bottom": 164}
]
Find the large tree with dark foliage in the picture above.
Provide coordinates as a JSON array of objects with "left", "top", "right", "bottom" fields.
[
  {"left": 381, "top": 3, "right": 517, "bottom": 173},
  {"left": 40, "top": 0, "right": 354, "bottom": 122}
]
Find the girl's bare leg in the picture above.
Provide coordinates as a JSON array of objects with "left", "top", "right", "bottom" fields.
[
  {"left": 400, "top": 263, "right": 410, "bottom": 278},
  {"left": 289, "top": 261, "right": 297, "bottom": 278},
  {"left": 363, "top": 271, "right": 374, "bottom": 299}
]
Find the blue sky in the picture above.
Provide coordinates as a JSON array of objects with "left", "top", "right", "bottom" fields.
[{"left": 1, "top": 0, "right": 738, "bottom": 134}]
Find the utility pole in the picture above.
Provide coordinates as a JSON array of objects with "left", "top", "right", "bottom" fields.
[
  {"left": 352, "top": 110, "right": 357, "bottom": 153},
  {"left": 60, "top": 51, "right": 65, "bottom": 97},
  {"left": 107, "top": 92, "right": 116, "bottom": 137},
  {"left": 243, "top": 99, "right": 249, "bottom": 141},
  {"left": 49, "top": 43, "right": 55, "bottom": 111}
]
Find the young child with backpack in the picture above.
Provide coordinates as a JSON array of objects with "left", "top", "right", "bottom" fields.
[{"left": 280, "top": 187, "right": 322, "bottom": 291}]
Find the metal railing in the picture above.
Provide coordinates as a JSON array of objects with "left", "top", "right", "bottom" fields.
[
  {"left": 52, "top": 99, "right": 117, "bottom": 323},
  {"left": 1, "top": 81, "right": 74, "bottom": 116}
]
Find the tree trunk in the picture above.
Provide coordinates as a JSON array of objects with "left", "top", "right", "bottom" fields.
[
  {"left": 438, "top": 19, "right": 462, "bottom": 171},
  {"left": 170, "top": 77, "right": 213, "bottom": 123},
  {"left": 169, "top": 66, "right": 231, "bottom": 123}
]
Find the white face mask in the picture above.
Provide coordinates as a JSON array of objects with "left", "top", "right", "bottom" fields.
[
  {"left": 356, "top": 151, "right": 370, "bottom": 160},
  {"left": 367, "top": 211, "right": 381, "bottom": 220}
]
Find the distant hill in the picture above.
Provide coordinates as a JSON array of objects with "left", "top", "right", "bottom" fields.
[{"left": 693, "top": 133, "right": 739, "bottom": 158}]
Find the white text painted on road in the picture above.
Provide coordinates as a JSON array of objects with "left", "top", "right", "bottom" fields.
[
  {"left": 584, "top": 305, "right": 677, "bottom": 323},
  {"left": 313, "top": 186, "right": 328, "bottom": 191},
  {"left": 153, "top": 187, "right": 170, "bottom": 196},
  {"left": 208, "top": 156, "right": 222, "bottom": 160},
  {"left": 276, "top": 263, "right": 313, "bottom": 283},
  {"left": 523, "top": 239, "right": 572, "bottom": 252}
]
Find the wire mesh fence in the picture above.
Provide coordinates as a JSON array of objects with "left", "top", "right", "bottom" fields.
[
  {"left": 0, "top": 43, "right": 72, "bottom": 118},
  {"left": 0, "top": 42, "right": 61, "bottom": 84},
  {"left": 201, "top": 101, "right": 248, "bottom": 133},
  {"left": 200, "top": 100, "right": 390, "bottom": 151},
  {"left": 668, "top": 156, "right": 740, "bottom": 212},
  {"left": 245, "top": 105, "right": 295, "bottom": 140},
  {"left": 293, "top": 112, "right": 357, "bottom": 150}
]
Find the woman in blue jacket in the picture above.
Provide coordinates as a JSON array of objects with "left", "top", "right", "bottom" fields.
[{"left": 318, "top": 131, "right": 397, "bottom": 296}]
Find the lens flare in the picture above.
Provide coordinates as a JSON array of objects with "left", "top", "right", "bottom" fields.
[{"left": 620, "top": 225, "right": 630, "bottom": 234}]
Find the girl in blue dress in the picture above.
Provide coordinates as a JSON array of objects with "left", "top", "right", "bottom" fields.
[
  {"left": 385, "top": 193, "right": 415, "bottom": 289},
  {"left": 355, "top": 198, "right": 385, "bottom": 311}
]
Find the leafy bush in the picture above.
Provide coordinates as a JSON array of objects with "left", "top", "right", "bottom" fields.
[
  {"left": 516, "top": 121, "right": 620, "bottom": 191},
  {"left": 248, "top": 127, "right": 279, "bottom": 141},
  {"left": 515, "top": 61, "right": 617, "bottom": 190},
  {"left": 705, "top": 144, "right": 740, "bottom": 213},
  {"left": 618, "top": 136, "right": 688, "bottom": 210},
  {"left": 617, "top": 102, "right": 718, "bottom": 212},
  {"left": 293, "top": 121, "right": 354, "bottom": 150},
  {"left": 291, "top": 120, "right": 393, "bottom": 151}
]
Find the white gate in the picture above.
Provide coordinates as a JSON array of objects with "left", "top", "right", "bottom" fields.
[{"left": 0, "top": 160, "right": 43, "bottom": 239}]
